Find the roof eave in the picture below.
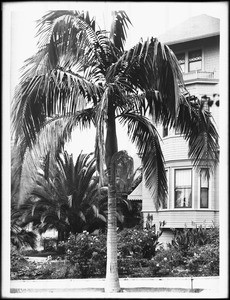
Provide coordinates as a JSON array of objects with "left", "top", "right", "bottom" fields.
[{"left": 162, "top": 32, "right": 220, "bottom": 46}]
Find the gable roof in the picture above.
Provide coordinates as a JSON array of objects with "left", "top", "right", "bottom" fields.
[
  {"left": 158, "top": 14, "right": 220, "bottom": 45},
  {"left": 128, "top": 182, "right": 142, "bottom": 201}
]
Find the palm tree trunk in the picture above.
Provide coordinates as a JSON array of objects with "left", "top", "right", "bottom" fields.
[
  {"left": 105, "top": 166, "right": 120, "bottom": 293},
  {"left": 104, "top": 101, "right": 120, "bottom": 293}
]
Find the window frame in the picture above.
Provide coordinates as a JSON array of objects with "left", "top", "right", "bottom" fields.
[
  {"left": 176, "top": 52, "right": 185, "bottom": 73},
  {"left": 199, "top": 168, "right": 210, "bottom": 209},
  {"left": 174, "top": 168, "right": 193, "bottom": 209},
  {"left": 188, "top": 49, "right": 202, "bottom": 72},
  {"left": 175, "top": 48, "right": 204, "bottom": 74},
  {"left": 162, "top": 169, "right": 169, "bottom": 209}
]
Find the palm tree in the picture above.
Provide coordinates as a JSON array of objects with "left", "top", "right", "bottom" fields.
[
  {"left": 11, "top": 10, "right": 219, "bottom": 292},
  {"left": 13, "top": 151, "right": 106, "bottom": 241}
]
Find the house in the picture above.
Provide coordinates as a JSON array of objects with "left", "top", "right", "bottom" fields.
[{"left": 128, "top": 14, "right": 220, "bottom": 245}]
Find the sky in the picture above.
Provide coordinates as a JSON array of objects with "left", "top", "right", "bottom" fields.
[{"left": 3, "top": 1, "right": 228, "bottom": 163}]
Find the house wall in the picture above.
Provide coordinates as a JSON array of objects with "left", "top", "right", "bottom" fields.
[
  {"left": 140, "top": 29, "right": 220, "bottom": 246},
  {"left": 169, "top": 36, "right": 219, "bottom": 78},
  {"left": 142, "top": 163, "right": 218, "bottom": 214}
]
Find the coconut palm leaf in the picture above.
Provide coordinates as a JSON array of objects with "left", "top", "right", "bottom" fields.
[
  {"left": 118, "top": 111, "right": 167, "bottom": 209},
  {"left": 110, "top": 11, "right": 132, "bottom": 53},
  {"left": 176, "top": 96, "right": 219, "bottom": 172}
]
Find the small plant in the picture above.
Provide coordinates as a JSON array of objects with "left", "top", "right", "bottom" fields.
[
  {"left": 171, "top": 225, "right": 218, "bottom": 255},
  {"left": 11, "top": 226, "right": 219, "bottom": 279},
  {"left": 62, "top": 231, "right": 107, "bottom": 278},
  {"left": 186, "top": 243, "right": 219, "bottom": 276},
  {"left": 117, "top": 226, "right": 162, "bottom": 260}
]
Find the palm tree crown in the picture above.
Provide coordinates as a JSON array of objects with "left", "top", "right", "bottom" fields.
[{"left": 11, "top": 10, "right": 218, "bottom": 209}]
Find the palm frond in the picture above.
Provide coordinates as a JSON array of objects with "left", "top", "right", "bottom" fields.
[
  {"left": 110, "top": 11, "right": 132, "bottom": 53},
  {"left": 94, "top": 91, "right": 108, "bottom": 186},
  {"left": 118, "top": 111, "right": 167, "bottom": 209},
  {"left": 176, "top": 96, "right": 219, "bottom": 172}
]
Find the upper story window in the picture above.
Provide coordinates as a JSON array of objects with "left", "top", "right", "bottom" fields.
[
  {"left": 188, "top": 49, "right": 202, "bottom": 72},
  {"left": 174, "top": 169, "right": 192, "bottom": 208},
  {"left": 176, "top": 53, "right": 185, "bottom": 73},
  {"left": 176, "top": 49, "right": 202, "bottom": 73},
  {"left": 200, "top": 169, "right": 209, "bottom": 208}
]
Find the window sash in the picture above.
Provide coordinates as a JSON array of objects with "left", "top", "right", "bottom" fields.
[
  {"left": 175, "top": 188, "right": 192, "bottom": 208},
  {"left": 200, "top": 169, "right": 209, "bottom": 208},
  {"left": 175, "top": 169, "right": 192, "bottom": 208},
  {"left": 188, "top": 49, "right": 202, "bottom": 71},
  {"left": 189, "top": 49, "right": 202, "bottom": 61},
  {"left": 200, "top": 188, "right": 209, "bottom": 208},
  {"left": 162, "top": 170, "right": 168, "bottom": 209},
  {"left": 176, "top": 53, "right": 185, "bottom": 73},
  {"left": 189, "top": 60, "right": 202, "bottom": 72}
]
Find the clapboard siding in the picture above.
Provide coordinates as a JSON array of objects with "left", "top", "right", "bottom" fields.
[
  {"left": 139, "top": 19, "right": 220, "bottom": 233},
  {"left": 142, "top": 210, "right": 219, "bottom": 229},
  {"left": 161, "top": 136, "right": 189, "bottom": 161},
  {"left": 142, "top": 163, "right": 218, "bottom": 212}
]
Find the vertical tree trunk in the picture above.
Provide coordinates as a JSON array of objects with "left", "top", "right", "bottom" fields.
[
  {"left": 104, "top": 100, "right": 120, "bottom": 292},
  {"left": 104, "top": 166, "right": 121, "bottom": 293}
]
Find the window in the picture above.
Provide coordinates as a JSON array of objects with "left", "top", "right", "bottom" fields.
[
  {"left": 176, "top": 53, "right": 185, "bottom": 73},
  {"left": 188, "top": 49, "right": 202, "bottom": 72},
  {"left": 162, "top": 170, "right": 168, "bottom": 209},
  {"left": 200, "top": 169, "right": 209, "bottom": 208},
  {"left": 163, "top": 126, "right": 168, "bottom": 137},
  {"left": 175, "top": 169, "right": 192, "bottom": 208}
]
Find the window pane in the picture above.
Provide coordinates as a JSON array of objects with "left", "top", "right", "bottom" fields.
[
  {"left": 176, "top": 53, "right": 185, "bottom": 63},
  {"left": 200, "top": 188, "right": 208, "bottom": 208},
  {"left": 201, "top": 170, "right": 208, "bottom": 188},
  {"left": 200, "top": 169, "right": 209, "bottom": 208},
  {"left": 175, "top": 169, "right": 191, "bottom": 186},
  {"left": 162, "top": 170, "right": 168, "bottom": 209},
  {"left": 189, "top": 49, "right": 202, "bottom": 71},
  {"left": 175, "top": 169, "right": 192, "bottom": 208},
  {"left": 176, "top": 53, "right": 185, "bottom": 73},
  {"left": 189, "top": 60, "right": 202, "bottom": 71},
  {"left": 189, "top": 49, "right": 202, "bottom": 61},
  {"left": 175, "top": 188, "right": 192, "bottom": 208}
]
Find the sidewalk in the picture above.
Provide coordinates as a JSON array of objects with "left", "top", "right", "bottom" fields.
[{"left": 7, "top": 276, "right": 224, "bottom": 298}]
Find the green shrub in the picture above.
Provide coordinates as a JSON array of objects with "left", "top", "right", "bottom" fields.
[
  {"left": 117, "top": 227, "right": 161, "bottom": 259},
  {"left": 61, "top": 228, "right": 161, "bottom": 278},
  {"left": 118, "top": 257, "right": 150, "bottom": 277},
  {"left": 148, "top": 246, "right": 185, "bottom": 277},
  {"left": 171, "top": 225, "right": 219, "bottom": 255},
  {"left": 147, "top": 226, "right": 219, "bottom": 277},
  {"left": 186, "top": 244, "right": 219, "bottom": 276},
  {"left": 62, "top": 231, "right": 107, "bottom": 278},
  {"left": 11, "top": 226, "right": 219, "bottom": 279}
]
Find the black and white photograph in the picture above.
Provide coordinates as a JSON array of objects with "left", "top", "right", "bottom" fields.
[{"left": 2, "top": 1, "right": 229, "bottom": 298}]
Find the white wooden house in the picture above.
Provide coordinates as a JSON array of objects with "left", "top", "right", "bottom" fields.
[{"left": 128, "top": 15, "right": 220, "bottom": 245}]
